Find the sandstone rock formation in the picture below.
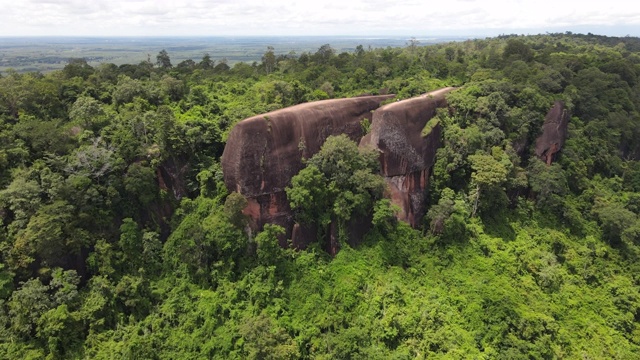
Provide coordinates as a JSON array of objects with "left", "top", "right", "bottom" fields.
[
  {"left": 222, "top": 95, "right": 394, "bottom": 246},
  {"left": 535, "top": 101, "right": 569, "bottom": 165},
  {"left": 360, "top": 87, "right": 455, "bottom": 227},
  {"left": 222, "top": 88, "right": 455, "bottom": 250}
]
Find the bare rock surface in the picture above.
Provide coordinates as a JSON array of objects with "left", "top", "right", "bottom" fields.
[
  {"left": 222, "top": 88, "right": 455, "bottom": 249},
  {"left": 535, "top": 101, "right": 569, "bottom": 165},
  {"left": 222, "top": 95, "right": 394, "bottom": 242},
  {"left": 360, "top": 87, "right": 455, "bottom": 227}
]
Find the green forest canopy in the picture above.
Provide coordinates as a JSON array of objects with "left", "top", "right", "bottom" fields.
[{"left": 0, "top": 32, "right": 640, "bottom": 358}]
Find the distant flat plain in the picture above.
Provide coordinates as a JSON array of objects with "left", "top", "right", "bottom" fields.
[{"left": 0, "top": 36, "right": 469, "bottom": 73}]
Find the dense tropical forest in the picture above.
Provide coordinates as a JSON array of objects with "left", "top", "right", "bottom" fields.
[{"left": 1, "top": 32, "right": 640, "bottom": 358}]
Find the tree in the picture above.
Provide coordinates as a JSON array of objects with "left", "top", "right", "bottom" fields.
[
  {"left": 36, "top": 303, "right": 80, "bottom": 357},
  {"left": 0, "top": 71, "right": 28, "bottom": 120},
  {"left": 313, "top": 44, "right": 335, "bottom": 65},
  {"left": 124, "top": 162, "right": 157, "bottom": 206},
  {"left": 224, "top": 191, "right": 248, "bottom": 228},
  {"left": 371, "top": 199, "right": 398, "bottom": 234},
  {"left": 12, "top": 115, "right": 70, "bottom": 158},
  {"left": 65, "top": 138, "right": 116, "bottom": 182},
  {"left": 141, "top": 230, "right": 162, "bottom": 276},
  {"left": 112, "top": 76, "right": 148, "bottom": 106},
  {"left": 8, "top": 278, "right": 52, "bottom": 338},
  {"left": 287, "top": 164, "right": 330, "bottom": 226},
  {"left": 503, "top": 38, "right": 534, "bottom": 62},
  {"left": 0, "top": 264, "right": 13, "bottom": 300},
  {"left": 0, "top": 171, "right": 43, "bottom": 235},
  {"left": 592, "top": 198, "right": 638, "bottom": 245},
  {"left": 160, "top": 75, "right": 185, "bottom": 102},
  {"left": 527, "top": 160, "right": 568, "bottom": 209},
  {"left": 62, "top": 58, "right": 94, "bottom": 80},
  {"left": 199, "top": 52, "right": 214, "bottom": 70},
  {"left": 11, "top": 201, "right": 80, "bottom": 271},
  {"left": 69, "top": 96, "right": 108, "bottom": 132},
  {"left": 287, "top": 135, "right": 385, "bottom": 242},
  {"left": 406, "top": 37, "right": 420, "bottom": 56},
  {"left": 262, "top": 46, "right": 276, "bottom": 75},
  {"left": 239, "top": 313, "right": 299, "bottom": 359},
  {"left": 156, "top": 49, "right": 172, "bottom": 69},
  {"left": 468, "top": 150, "right": 509, "bottom": 216},
  {"left": 427, "top": 188, "right": 454, "bottom": 234},
  {"left": 118, "top": 218, "right": 143, "bottom": 273},
  {"left": 214, "top": 58, "right": 230, "bottom": 73},
  {"left": 176, "top": 59, "right": 196, "bottom": 72},
  {"left": 255, "top": 224, "right": 286, "bottom": 266}
]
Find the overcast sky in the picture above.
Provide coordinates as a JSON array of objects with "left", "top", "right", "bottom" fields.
[{"left": 1, "top": 0, "right": 639, "bottom": 37}]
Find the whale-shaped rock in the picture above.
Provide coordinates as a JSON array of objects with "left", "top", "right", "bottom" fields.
[{"left": 222, "top": 94, "right": 395, "bottom": 245}]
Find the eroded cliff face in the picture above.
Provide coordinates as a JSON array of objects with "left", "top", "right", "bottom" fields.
[
  {"left": 535, "top": 101, "right": 569, "bottom": 165},
  {"left": 221, "top": 95, "right": 394, "bottom": 245},
  {"left": 360, "top": 87, "right": 455, "bottom": 227}
]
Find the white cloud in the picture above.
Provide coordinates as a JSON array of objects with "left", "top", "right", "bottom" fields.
[{"left": 0, "top": 0, "right": 638, "bottom": 36}]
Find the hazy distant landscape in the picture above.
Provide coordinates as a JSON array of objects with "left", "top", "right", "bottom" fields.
[{"left": 0, "top": 36, "right": 469, "bottom": 73}]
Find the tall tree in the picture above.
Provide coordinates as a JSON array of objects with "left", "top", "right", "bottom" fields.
[
  {"left": 156, "top": 49, "right": 172, "bottom": 69},
  {"left": 262, "top": 46, "right": 276, "bottom": 75},
  {"left": 287, "top": 135, "right": 385, "bottom": 242},
  {"left": 199, "top": 53, "right": 214, "bottom": 70}
]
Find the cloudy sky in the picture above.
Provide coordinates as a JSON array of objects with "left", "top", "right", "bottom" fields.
[{"left": 1, "top": 0, "right": 639, "bottom": 37}]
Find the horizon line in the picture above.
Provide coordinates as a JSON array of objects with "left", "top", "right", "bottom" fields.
[{"left": 1, "top": 31, "right": 637, "bottom": 39}]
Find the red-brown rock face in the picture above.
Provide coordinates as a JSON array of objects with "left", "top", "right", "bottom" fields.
[
  {"left": 360, "top": 87, "right": 455, "bottom": 227},
  {"left": 222, "top": 88, "right": 454, "bottom": 249},
  {"left": 222, "top": 95, "right": 395, "bottom": 244},
  {"left": 535, "top": 101, "right": 569, "bottom": 165}
]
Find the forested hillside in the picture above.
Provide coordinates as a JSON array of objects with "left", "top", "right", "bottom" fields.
[{"left": 1, "top": 33, "right": 640, "bottom": 358}]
